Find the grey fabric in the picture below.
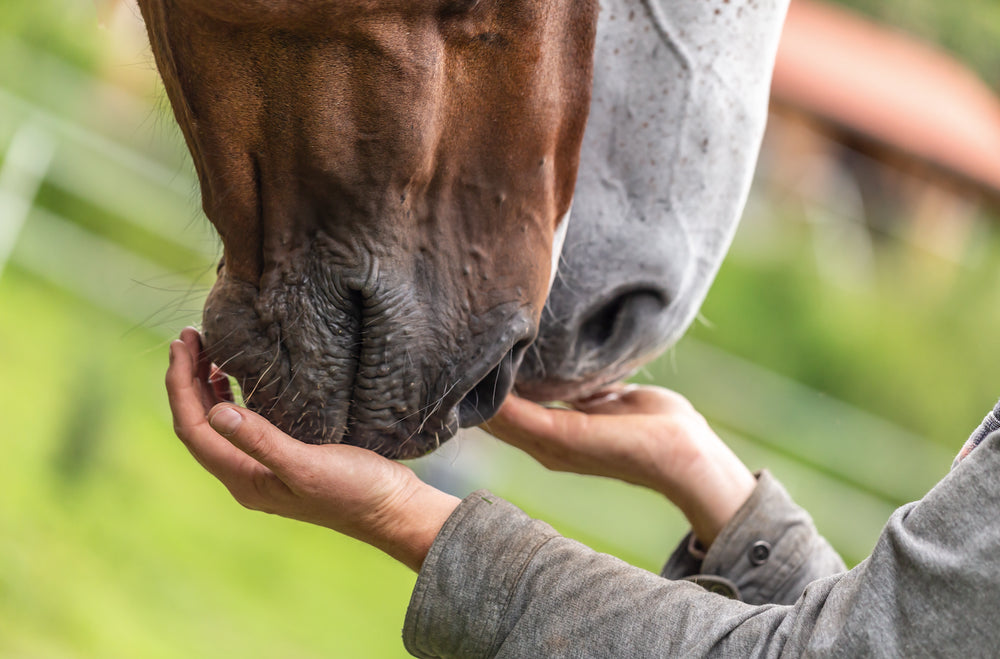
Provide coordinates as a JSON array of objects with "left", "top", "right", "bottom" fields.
[
  {"left": 403, "top": 431, "right": 1000, "bottom": 657},
  {"left": 662, "top": 470, "right": 846, "bottom": 605}
]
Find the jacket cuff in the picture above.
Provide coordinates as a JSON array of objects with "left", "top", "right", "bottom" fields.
[
  {"left": 661, "top": 470, "right": 845, "bottom": 605},
  {"left": 403, "top": 490, "right": 560, "bottom": 659}
]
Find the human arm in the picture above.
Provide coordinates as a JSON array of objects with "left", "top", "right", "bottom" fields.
[
  {"left": 660, "top": 469, "right": 846, "bottom": 604},
  {"left": 485, "top": 391, "right": 845, "bottom": 605},
  {"left": 167, "top": 327, "right": 1000, "bottom": 655},
  {"left": 484, "top": 387, "right": 757, "bottom": 548},
  {"left": 165, "top": 328, "right": 460, "bottom": 572},
  {"left": 167, "top": 327, "right": 840, "bottom": 602},
  {"left": 405, "top": 431, "right": 1000, "bottom": 657},
  {"left": 168, "top": 322, "right": 838, "bottom": 595}
]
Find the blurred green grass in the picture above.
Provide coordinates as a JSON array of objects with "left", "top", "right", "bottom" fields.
[
  {"left": 3, "top": 1, "right": 1000, "bottom": 657},
  {"left": 689, "top": 219, "right": 1000, "bottom": 447},
  {"left": 0, "top": 270, "right": 417, "bottom": 658}
]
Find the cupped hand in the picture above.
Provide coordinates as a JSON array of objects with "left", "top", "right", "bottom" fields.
[
  {"left": 165, "top": 328, "right": 459, "bottom": 571},
  {"left": 483, "top": 385, "right": 755, "bottom": 546}
]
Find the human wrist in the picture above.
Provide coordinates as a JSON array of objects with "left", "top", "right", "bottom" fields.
[
  {"left": 374, "top": 477, "right": 461, "bottom": 572},
  {"left": 656, "top": 438, "right": 755, "bottom": 548},
  {"left": 683, "top": 454, "right": 756, "bottom": 547}
]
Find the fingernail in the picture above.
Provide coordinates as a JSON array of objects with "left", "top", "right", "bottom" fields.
[{"left": 209, "top": 406, "right": 243, "bottom": 436}]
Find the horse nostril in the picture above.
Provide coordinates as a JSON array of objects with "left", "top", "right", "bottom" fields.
[
  {"left": 577, "top": 289, "right": 668, "bottom": 355},
  {"left": 457, "top": 338, "right": 531, "bottom": 427}
]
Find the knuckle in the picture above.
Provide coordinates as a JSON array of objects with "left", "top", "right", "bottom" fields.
[
  {"left": 536, "top": 446, "right": 572, "bottom": 472},
  {"left": 659, "top": 415, "right": 684, "bottom": 439},
  {"left": 231, "top": 484, "right": 278, "bottom": 515},
  {"left": 552, "top": 411, "right": 584, "bottom": 440},
  {"left": 230, "top": 488, "right": 261, "bottom": 511},
  {"left": 241, "top": 425, "right": 274, "bottom": 462},
  {"left": 251, "top": 470, "right": 276, "bottom": 501},
  {"left": 655, "top": 389, "right": 693, "bottom": 412},
  {"left": 291, "top": 467, "right": 323, "bottom": 499},
  {"left": 172, "top": 421, "right": 196, "bottom": 443},
  {"left": 249, "top": 470, "right": 287, "bottom": 512},
  {"left": 669, "top": 412, "right": 707, "bottom": 440}
]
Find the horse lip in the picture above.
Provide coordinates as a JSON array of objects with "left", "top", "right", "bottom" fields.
[
  {"left": 205, "top": 271, "right": 541, "bottom": 454},
  {"left": 338, "top": 316, "right": 533, "bottom": 459},
  {"left": 306, "top": 304, "right": 535, "bottom": 454},
  {"left": 443, "top": 311, "right": 536, "bottom": 425},
  {"left": 456, "top": 345, "right": 520, "bottom": 427}
]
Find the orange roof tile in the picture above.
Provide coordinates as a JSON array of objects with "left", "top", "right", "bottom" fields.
[{"left": 772, "top": 0, "right": 1000, "bottom": 197}]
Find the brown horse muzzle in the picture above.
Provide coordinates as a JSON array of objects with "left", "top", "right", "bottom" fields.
[{"left": 139, "top": 0, "right": 598, "bottom": 457}]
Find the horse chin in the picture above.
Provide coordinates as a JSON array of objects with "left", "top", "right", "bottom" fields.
[
  {"left": 203, "top": 258, "right": 537, "bottom": 459},
  {"left": 255, "top": 399, "right": 461, "bottom": 461}
]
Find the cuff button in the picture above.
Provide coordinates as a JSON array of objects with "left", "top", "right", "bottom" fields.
[{"left": 749, "top": 540, "right": 771, "bottom": 566}]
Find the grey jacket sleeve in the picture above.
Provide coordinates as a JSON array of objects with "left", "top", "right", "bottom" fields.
[
  {"left": 403, "top": 432, "right": 1000, "bottom": 658},
  {"left": 661, "top": 470, "right": 846, "bottom": 605}
]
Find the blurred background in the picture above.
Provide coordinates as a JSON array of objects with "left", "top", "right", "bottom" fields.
[{"left": 1, "top": 0, "right": 998, "bottom": 656}]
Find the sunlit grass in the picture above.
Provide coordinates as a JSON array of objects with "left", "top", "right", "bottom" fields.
[{"left": 0, "top": 270, "right": 415, "bottom": 659}]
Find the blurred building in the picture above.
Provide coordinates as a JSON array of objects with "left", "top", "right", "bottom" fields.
[{"left": 758, "top": 0, "right": 1000, "bottom": 269}]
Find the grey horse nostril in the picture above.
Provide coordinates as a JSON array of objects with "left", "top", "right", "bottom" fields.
[
  {"left": 457, "top": 338, "right": 532, "bottom": 427},
  {"left": 577, "top": 289, "right": 667, "bottom": 354}
]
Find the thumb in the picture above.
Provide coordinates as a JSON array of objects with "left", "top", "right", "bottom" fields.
[{"left": 208, "top": 404, "right": 309, "bottom": 476}]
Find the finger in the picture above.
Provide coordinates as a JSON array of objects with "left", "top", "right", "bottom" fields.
[
  {"left": 179, "top": 326, "right": 203, "bottom": 366},
  {"left": 207, "top": 403, "right": 314, "bottom": 481},
  {"left": 167, "top": 340, "right": 265, "bottom": 482},
  {"left": 574, "top": 385, "right": 691, "bottom": 417},
  {"left": 209, "top": 366, "right": 235, "bottom": 404},
  {"left": 570, "top": 383, "right": 640, "bottom": 415},
  {"left": 486, "top": 395, "right": 589, "bottom": 449},
  {"left": 166, "top": 336, "right": 204, "bottom": 421},
  {"left": 492, "top": 395, "right": 649, "bottom": 457},
  {"left": 486, "top": 395, "right": 643, "bottom": 478},
  {"left": 180, "top": 327, "right": 220, "bottom": 412}
]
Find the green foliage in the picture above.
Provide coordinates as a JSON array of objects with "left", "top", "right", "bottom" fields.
[
  {"left": 691, "top": 212, "right": 1000, "bottom": 447},
  {"left": 0, "top": 0, "right": 106, "bottom": 70}
]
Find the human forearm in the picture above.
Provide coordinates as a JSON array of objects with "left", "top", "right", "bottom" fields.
[
  {"left": 488, "top": 389, "right": 755, "bottom": 548},
  {"left": 662, "top": 470, "right": 846, "bottom": 604},
  {"left": 649, "top": 424, "right": 756, "bottom": 548},
  {"left": 405, "top": 489, "right": 784, "bottom": 658},
  {"left": 408, "top": 438, "right": 1000, "bottom": 658}
]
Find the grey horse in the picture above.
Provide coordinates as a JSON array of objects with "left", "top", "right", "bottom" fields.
[{"left": 520, "top": 0, "right": 788, "bottom": 401}]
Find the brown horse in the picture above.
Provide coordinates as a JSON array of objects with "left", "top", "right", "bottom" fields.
[{"left": 137, "top": 0, "right": 788, "bottom": 458}]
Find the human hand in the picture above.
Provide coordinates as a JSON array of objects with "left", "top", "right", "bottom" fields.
[
  {"left": 483, "top": 386, "right": 755, "bottom": 547},
  {"left": 165, "top": 328, "right": 460, "bottom": 571}
]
